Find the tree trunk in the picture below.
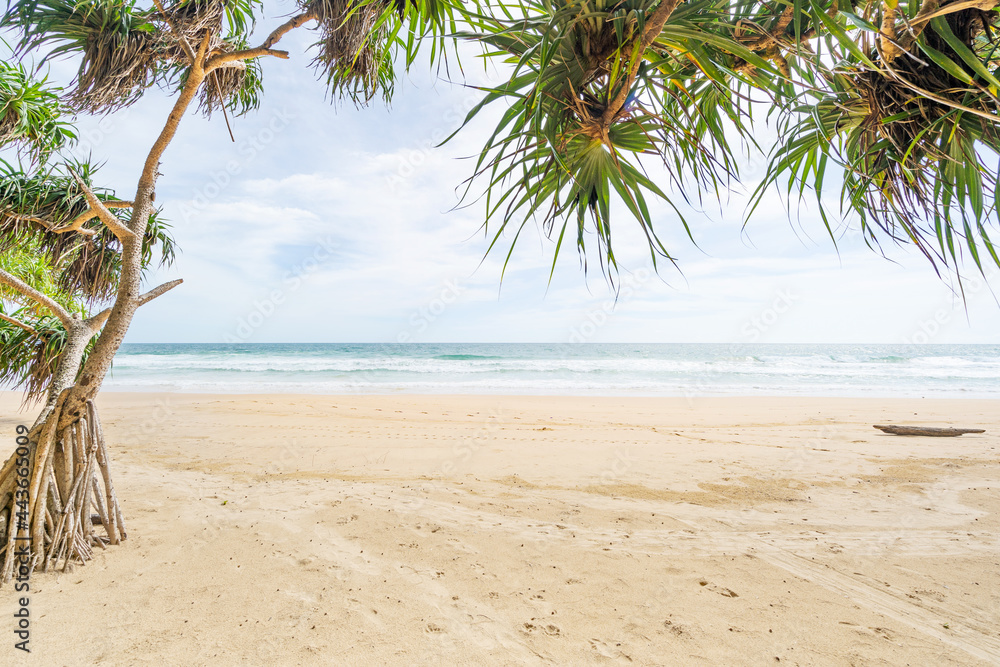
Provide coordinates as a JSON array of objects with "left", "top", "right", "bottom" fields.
[
  {"left": 0, "top": 60, "right": 206, "bottom": 582},
  {"left": 0, "top": 9, "right": 311, "bottom": 581},
  {"left": 0, "top": 323, "right": 126, "bottom": 580}
]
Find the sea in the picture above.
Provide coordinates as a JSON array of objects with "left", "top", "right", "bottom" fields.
[{"left": 100, "top": 343, "right": 1000, "bottom": 397}]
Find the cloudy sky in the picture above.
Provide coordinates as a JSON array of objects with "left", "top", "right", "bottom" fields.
[{"left": 8, "top": 3, "right": 1000, "bottom": 344}]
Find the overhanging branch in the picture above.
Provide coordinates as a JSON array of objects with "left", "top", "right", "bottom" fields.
[
  {"left": 4, "top": 200, "right": 134, "bottom": 237},
  {"left": 600, "top": 0, "right": 684, "bottom": 128},
  {"left": 206, "top": 47, "right": 290, "bottom": 72},
  {"left": 0, "top": 312, "right": 37, "bottom": 335},
  {"left": 263, "top": 10, "right": 318, "bottom": 49},
  {"left": 0, "top": 269, "right": 73, "bottom": 327},
  {"left": 68, "top": 168, "right": 137, "bottom": 241},
  {"left": 137, "top": 278, "right": 183, "bottom": 307},
  {"left": 3, "top": 211, "right": 94, "bottom": 236},
  {"left": 205, "top": 9, "right": 316, "bottom": 72}
]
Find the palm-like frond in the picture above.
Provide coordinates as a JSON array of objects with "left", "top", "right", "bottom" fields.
[
  {"left": 455, "top": 0, "right": 1000, "bottom": 281},
  {"left": 0, "top": 249, "right": 89, "bottom": 404},
  {"left": 1, "top": 0, "right": 262, "bottom": 115},
  {"left": 455, "top": 0, "right": 774, "bottom": 280},
  {"left": 2, "top": 0, "right": 164, "bottom": 113},
  {"left": 0, "top": 306, "right": 89, "bottom": 404},
  {"left": 0, "top": 160, "right": 177, "bottom": 302},
  {"left": 0, "top": 242, "right": 83, "bottom": 314},
  {"left": 752, "top": 0, "right": 1000, "bottom": 276},
  {"left": 0, "top": 59, "right": 76, "bottom": 162},
  {"left": 301, "top": 0, "right": 471, "bottom": 105},
  {"left": 303, "top": 0, "right": 405, "bottom": 104}
]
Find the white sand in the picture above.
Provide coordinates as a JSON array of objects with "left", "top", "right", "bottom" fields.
[{"left": 1, "top": 392, "right": 999, "bottom": 665}]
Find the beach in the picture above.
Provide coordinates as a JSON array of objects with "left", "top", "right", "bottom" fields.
[{"left": 1, "top": 392, "right": 998, "bottom": 665}]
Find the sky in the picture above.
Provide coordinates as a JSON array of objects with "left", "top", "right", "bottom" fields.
[{"left": 6, "top": 3, "right": 1000, "bottom": 345}]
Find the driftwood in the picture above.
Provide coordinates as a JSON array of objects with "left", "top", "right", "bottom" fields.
[{"left": 874, "top": 425, "right": 986, "bottom": 437}]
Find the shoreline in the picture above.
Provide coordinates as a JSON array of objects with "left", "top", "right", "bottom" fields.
[
  {"left": 1, "top": 392, "right": 998, "bottom": 664},
  {"left": 95, "top": 387, "right": 1000, "bottom": 401},
  {"left": 101, "top": 342, "right": 1000, "bottom": 400},
  {"left": 22, "top": 388, "right": 1000, "bottom": 399}
]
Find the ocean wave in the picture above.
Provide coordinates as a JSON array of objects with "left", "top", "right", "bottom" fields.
[
  {"left": 433, "top": 354, "right": 506, "bottom": 360},
  {"left": 106, "top": 343, "right": 1000, "bottom": 397}
]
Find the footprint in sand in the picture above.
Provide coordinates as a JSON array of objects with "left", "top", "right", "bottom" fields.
[
  {"left": 663, "top": 619, "right": 686, "bottom": 637},
  {"left": 425, "top": 623, "right": 445, "bottom": 634},
  {"left": 913, "top": 589, "right": 946, "bottom": 602},
  {"left": 521, "top": 622, "right": 562, "bottom": 637},
  {"left": 698, "top": 579, "right": 739, "bottom": 598},
  {"left": 588, "top": 638, "right": 629, "bottom": 658}
]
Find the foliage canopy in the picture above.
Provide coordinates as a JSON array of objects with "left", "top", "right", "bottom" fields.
[{"left": 3, "top": 0, "right": 999, "bottom": 282}]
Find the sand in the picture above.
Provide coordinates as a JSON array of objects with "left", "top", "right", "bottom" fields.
[{"left": 1, "top": 392, "right": 999, "bottom": 665}]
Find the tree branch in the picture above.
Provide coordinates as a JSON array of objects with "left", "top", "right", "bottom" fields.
[
  {"left": 909, "top": 0, "right": 994, "bottom": 27},
  {"left": 50, "top": 209, "right": 99, "bottom": 235},
  {"left": 881, "top": 0, "right": 902, "bottom": 62},
  {"left": 68, "top": 168, "right": 136, "bottom": 241},
  {"left": 85, "top": 307, "right": 113, "bottom": 331},
  {"left": 641, "top": 0, "right": 684, "bottom": 49},
  {"left": 0, "top": 269, "right": 73, "bottom": 327},
  {"left": 137, "top": 278, "right": 183, "bottom": 307},
  {"left": 740, "top": 8, "right": 795, "bottom": 49},
  {"left": 196, "top": 27, "right": 213, "bottom": 66},
  {"left": 263, "top": 10, "right": 318, "bottom": 49},
  {"left": 0, "top": 312, "right": 37, "bottom": 335},
  {"left": 151, "top": 0, "right": 197, "bottom": 64},
  {"left": 205, "top": 10, "right": 316, "bottom": 72},
  {"left": 883, "top": 0, "right": 997, "bottom": 59},
  {"left": 2, "top": 212, "right": 92, "bottom": 236},
  {"left": 138, "top": 62, "right": 208, "bottom": 205},
  {"left": 894, "top": 0, "right": 941, "bottom": 51},
  {"left": 601, "top": 0, "right": 683, "bottom": 127},
  {"left": 4, "top": 200, "right": 134, "bottom": 237},
  {"left": 207, "top": 48, "right": 290, "bottom": 72}
]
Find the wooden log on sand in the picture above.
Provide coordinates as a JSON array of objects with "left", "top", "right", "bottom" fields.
[{"left": 874, "top": 425, "right": 985, "bottom": 437}]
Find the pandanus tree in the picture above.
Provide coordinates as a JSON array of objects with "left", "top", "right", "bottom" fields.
[
  {"left": 458, "top": 0, "right": 1000, "bottom": 278},
  {"left": 0, "top": 0, "right": 467, "bottom": 581},
  {"left": 1, "top": 0, "right": 999, "bottom": 582},
  {"left": 0, "top": 58, "right": 177, "bottom": 576}
]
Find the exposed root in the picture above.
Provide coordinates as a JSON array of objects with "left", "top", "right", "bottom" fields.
[{"left": 0, "top": 399, "right": 125, "bottom": 583}]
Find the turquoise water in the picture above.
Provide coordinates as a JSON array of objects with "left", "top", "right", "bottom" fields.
[{"left": 100, "top": 343, "right": 1000, "bottom": 397}]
